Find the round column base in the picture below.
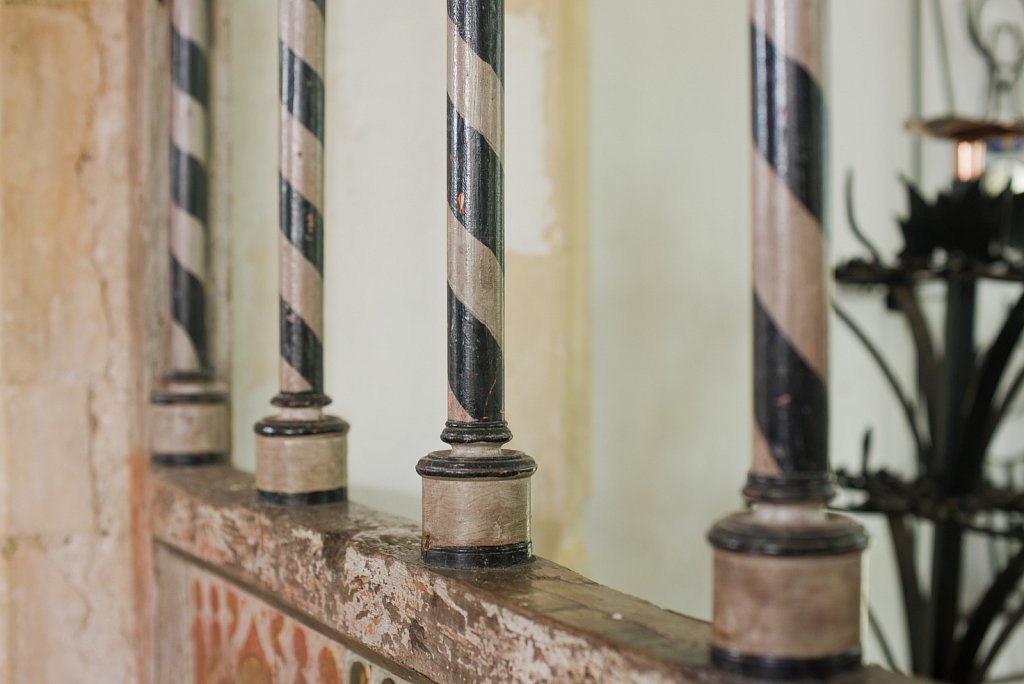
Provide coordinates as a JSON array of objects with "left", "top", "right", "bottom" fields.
[
  {"left": 711, "top": 646, "right": 863, "bottom": 681},
  {"left": 417, "top": 448, "right": 536, "bottom": 569},
  {"left": 708, "top": 508, "right": 868, "bottom": 680},
  {"left": 421, "top": 541, "right": 532, "bottom": 570},
  {"left": 256, "top": 487, "right": 347, "bottom": 507},
  {"left": 254, "top": 412, "right": 348, "bottom": 507},
  {"left": 150, "top": 380, "right": 229, "bottom": 466}
]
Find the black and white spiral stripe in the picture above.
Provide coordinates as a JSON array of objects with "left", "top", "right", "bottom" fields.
[
  {"left": 747, "top": 0, "right": 832, "bottom": 502},
  {"left": 277, "top": 0, "right": 327, "bottom": 405},
  {"left": 169, "top": 0, "right": 211, "bottom": 378},
  {"left": 441, "top": 0, "right": 512, "bottom": 445}
]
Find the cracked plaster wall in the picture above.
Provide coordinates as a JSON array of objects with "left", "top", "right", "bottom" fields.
[{"left": 1, "top": 1, "right": 146, "bottom": 681}]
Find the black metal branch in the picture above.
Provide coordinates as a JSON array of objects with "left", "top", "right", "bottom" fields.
[
  {"left": 949, "top": 544, "right": 1024, "bottom": 682},
  {"left": 972, "top": 593, "right": 1024, "bottom": 684},
  {"left": 868, "top": 600, "right": 903, "bottom": 673},
  {"left": 834, "top": 300, "right": 928, "bottom": 469},
  {"left": 983, "top": 362, "right": 1024, "bottom": 457},
  {"left": 892, "top": 284, "right": 939, "bottom": 471},
  {"left": 861, "top": 428, "right": 873, "bottom": 474},
  {"left": 845, "top": 171, "right": 884, "bottom": 264},
  {"left": 957, "top": 292, "right": 1024, "bottom": 489},
  {"left": 889, "top": 512, "right": 926, "bottom": 672}
]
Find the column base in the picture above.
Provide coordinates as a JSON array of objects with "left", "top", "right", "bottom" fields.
[
  {"left": 150, "top": 378, "right": 229, "bottom": 466},
  {"left": 708, "top": 507, "right": 868, "bottom": 680},
  {"left": 421, "top": 541, "right": 532, "bottom": 570},
  {"left": 417, "top": 448, "right": 536, "bottom": 569},
  {"left": 711, "top": 646, "right": 863, "bottom": 681},
  {"left": 254, "top": 411, "right": 348, "bottom": 506}
]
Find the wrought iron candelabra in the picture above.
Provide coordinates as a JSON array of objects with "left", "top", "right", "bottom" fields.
[
  {"left": 833, "top": 3, "right": 1024, "bottom": 680},
  {"left": 835, "top": 159, "right": 1024, "bottom": 682}
]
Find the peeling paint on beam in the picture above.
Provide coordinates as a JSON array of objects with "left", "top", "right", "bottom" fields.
[{"left": 150, "top": 466, "right": 920, "bottom": 684}]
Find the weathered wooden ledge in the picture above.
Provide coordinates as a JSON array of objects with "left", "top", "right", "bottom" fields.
[{"left": 150, "top": 465, "right": 915, "bottom": 684}]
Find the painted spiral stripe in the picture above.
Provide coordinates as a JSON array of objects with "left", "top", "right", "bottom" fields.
[
  {"left": 280, "top": 297, "right": 323, "bottom": 393},
  {"left": 276, "top": 0, "right": 327, "bottom": 402},
  {"left": 279, "top": 174, "right": 324, "bottom": 272},
  {"left": 171, "top": 254, "right": 208, "bottom": 370},
  {"left": 447, "top": 99, "right": 503, "bottom": 259},
  {"left": 450, "top": 0, "right": 504, "bottom": 81},
  {"left": 168, "top": 0, "right": 211, "bottom": 376},
  {"left": 442, "top": 0, "right": 510, "bottom": 444},
  {"left": 171, "top": 145, "right": 208, "bottom": 223},
  {"left": 748, "top": 0, "right": 831, "bottom": 501},
  {"left": 280, "top": 41, "right": 325, "bottom": 141},
  {"left": 448, "top": 285, "right": 504, "bottom": 423},
  {"left": 751, "top": 21, "right": 825, "bottom": 224},
  {"left": 171, "top": 26, "right": 208, "bottom": 108},
  {"left": 752, "top": 294, "right": 828, "bottom": 474}
]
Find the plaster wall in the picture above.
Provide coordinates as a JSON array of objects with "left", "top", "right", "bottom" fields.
[{"left": 0, "top": 1, "right": 147, "bottom": 681}]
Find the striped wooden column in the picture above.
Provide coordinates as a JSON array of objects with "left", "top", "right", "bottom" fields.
[
  {"left": 254, "top": 0, "right": 348, "bottom": 506},
  {"left": 707, "top": 1, "right": 868, "bottom": 679},
  {"left": 150, "top": 0, "right": 229, "bottom": 466},
  {"left": 416, "top": 0, "right": 536, "bottom": 569}
]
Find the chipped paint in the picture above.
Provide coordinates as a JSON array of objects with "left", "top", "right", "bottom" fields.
[{"left": 151, "top": 467, "right": 913, "bottom": 684}]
